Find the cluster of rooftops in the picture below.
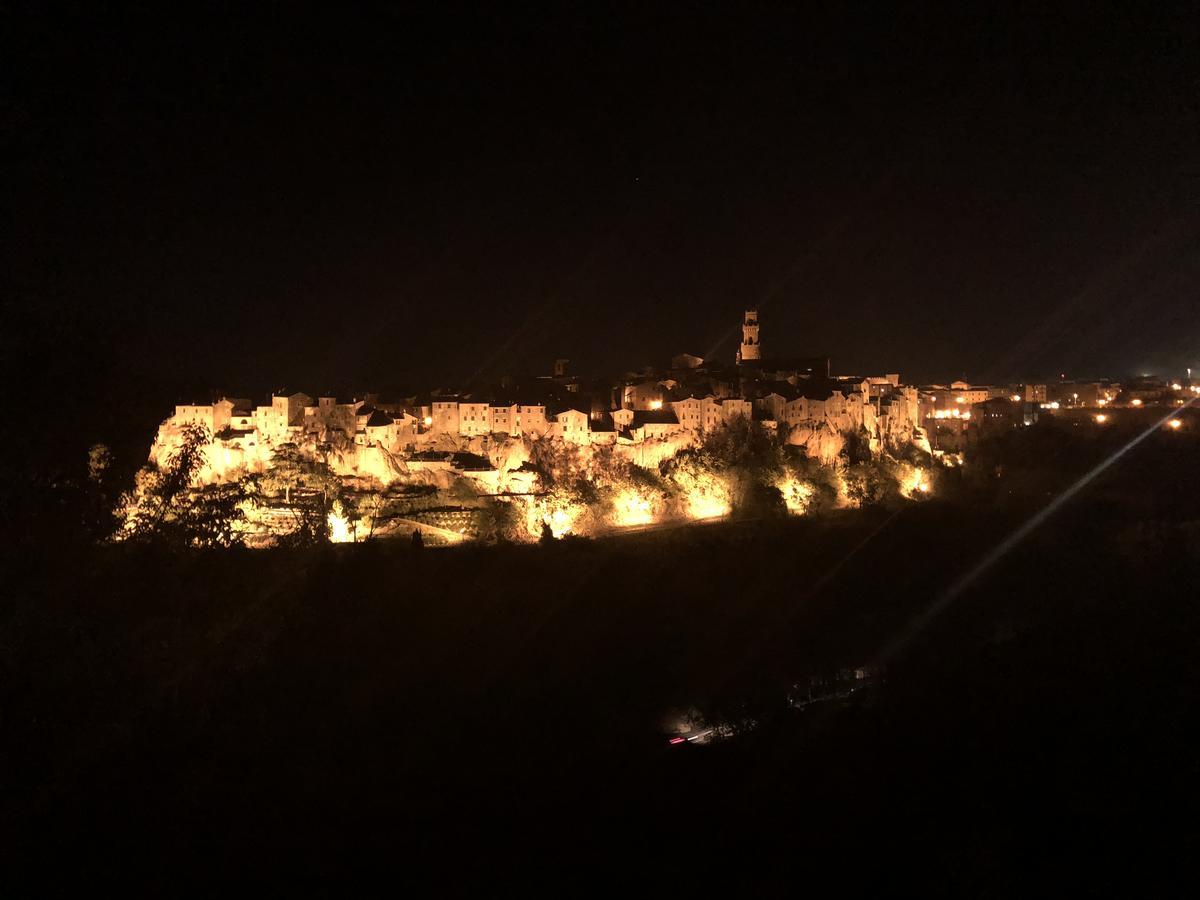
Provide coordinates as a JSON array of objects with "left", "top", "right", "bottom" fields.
[
  {"left": 172, "top": 376, "right": 923, "bottom": 457},
  {"left": 179, "top": 305, "right": 1188, "bottom": 439}
]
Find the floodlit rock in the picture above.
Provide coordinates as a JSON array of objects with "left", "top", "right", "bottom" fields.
[
  {"left": 355, "top": 444, "right": 409, "bottom": 485},
  {"left": 787, "top": 422, "right": 846, "bottom": 466},
  {"left": 141, "top": 378, "right": 938, "bottom": 548}
]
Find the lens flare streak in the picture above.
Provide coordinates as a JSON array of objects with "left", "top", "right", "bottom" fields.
[{"left": 877, "top": 399, "right": 1198, "bottom": 665}]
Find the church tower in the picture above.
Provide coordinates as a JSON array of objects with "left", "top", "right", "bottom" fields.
[{"left": 736, "top": 309, "right": 761, "bottom": 364}]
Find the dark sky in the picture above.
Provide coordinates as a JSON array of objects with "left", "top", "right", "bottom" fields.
[{"left": 6, "top": 3, "right": 1200, "bottom": 418}]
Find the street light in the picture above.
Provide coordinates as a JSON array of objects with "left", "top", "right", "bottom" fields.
[{"left": 1168, "top": 419, "right": 1183, "bottom": 430}]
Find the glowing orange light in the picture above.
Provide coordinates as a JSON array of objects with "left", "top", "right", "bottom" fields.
[
  {"left": 1131, "top": 399, "right": 1143, "bottom": 407},
  {"left": 328, "top": 504, "right": 354, "bottom": 543},
  {"left": 687, "top": 491, "right": 730, "bottom": 520},
  {"left": 423, "top": 415, "right": 433, "bottom": 426},
  {"left": 612, "top": 488, "right": 655, "bottom": 526},
  {"left": 776, "top": 477, "right": 815, "bottom": 513},
  {"left": 1168, "top": 419, "right": 1182, "bottom": 430},
  {"left": 897, "top": 464, "right": 931, "bottom": 499},
  {"left": 648, "top": 399, "right": 663, "bottom": 410},
  {"left": 1094, "top": 414, "right": 1107, "bottom": 424},
  {"left": 1010, "top": 394, "right": 1022, "bottom": 402},
  {"left": 523, "top": 494, "right": 586, "bottom": 539}
]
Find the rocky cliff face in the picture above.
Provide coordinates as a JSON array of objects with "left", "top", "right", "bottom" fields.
[
  {"left": 148, "top": 422, "right": 408, "bottom": 486},
  {"left": 780, "top": 391, "right": 928, "bottom": 465},
  {"left": 150, "top": 419, "right": 553, "bottom": 492},
  {"left": 786, "top": 423, "right": 847, "bottom": 465},
  {"left": 150, "top": 396, "right": 930, "bottom": 494}
]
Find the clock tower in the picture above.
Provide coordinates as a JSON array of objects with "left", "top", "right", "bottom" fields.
[{"left": 736, "top": 309, "right": 761, "bottom": 364}]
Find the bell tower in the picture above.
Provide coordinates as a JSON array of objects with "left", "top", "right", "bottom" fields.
[{"left": 737, "top": 309, "right": 761, "bottom": 364}]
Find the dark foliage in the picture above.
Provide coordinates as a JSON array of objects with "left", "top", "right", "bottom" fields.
[
  {"left": 737, "top": 482, "right": 789, "bottom": 519},
  {"left": 120, "top": 425, "right": 253, "bottom": 549}
]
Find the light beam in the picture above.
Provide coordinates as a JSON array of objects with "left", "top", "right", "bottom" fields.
[{"left": 876, "top": 398, "right": 1197, "bottom": 665}]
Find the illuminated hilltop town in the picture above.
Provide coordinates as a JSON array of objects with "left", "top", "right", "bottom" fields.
[
  {"left": 143, "top": 310, "right": 1197, "bottom": 544},
  {"left": 156, "top": 311, "right": 927, "bottom": 480}
]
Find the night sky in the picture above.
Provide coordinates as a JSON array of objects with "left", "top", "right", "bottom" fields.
[{"left": 7, "top": 4, "right": 1199, "bottom": 429}]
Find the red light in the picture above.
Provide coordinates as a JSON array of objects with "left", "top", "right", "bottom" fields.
[{"left": 669, "top": 737, "right": 685, "bottom": 745}]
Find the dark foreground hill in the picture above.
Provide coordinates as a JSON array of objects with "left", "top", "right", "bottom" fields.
[{"left": 3, "top": 420, "right": 1200, "bottom": 889}]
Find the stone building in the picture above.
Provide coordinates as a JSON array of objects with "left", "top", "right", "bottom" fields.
[
  {"left": 430, "top": 399, "right": 461, "bottom": 434},
  {"left": 459, "top": 401, "right": 492, "bottom": 436},
  {"left": 671, "top": 396, "right": 724, "bottom": 431},
  {"left": 621, "top": 380, "right": 666, "bottom": 411},
  {"left": 552, "top": 408, "right": 591, "bottom": 445}
]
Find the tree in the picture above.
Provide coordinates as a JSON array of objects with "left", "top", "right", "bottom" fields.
[
  {"left": 843, "top": 461, "right": 897, "bottom": 508},
  {"left": 741, "top": 483, "right": 788, "bottom": 519},
  {"left": 162, "top": 481, "right": 254, "bottom": 548},
  {"left": 528, "top": 437, "right": 588, "bottom": 489},
  {"left": 260, "top": 443, "right": 344, "bottom": 546},
  {"left": 661, "top": 418, "right": 786, "bottom": 518},
  {"left": 261, "top": 443, "right": 339, "bottom": 505},
  {"left": 119, "top": 425, "right": 251, "bottom": 548},
  {"left": 83, "top": 443, "right": 120, "bottom": 540},
  {"left": 699, "top": 416, "right": 786, "bottom": 476},
  {"left": 784, "top": 451, "right": 840, "bottom": 514},
  {"left": 87, "top": 443, "right": 113, "bottom": 484},
  {"left": 351, "top": 491, "right": 391, "bottom": 541},
  {"left": 841, "top": 427, "right": 875, "bottom": 464}
]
